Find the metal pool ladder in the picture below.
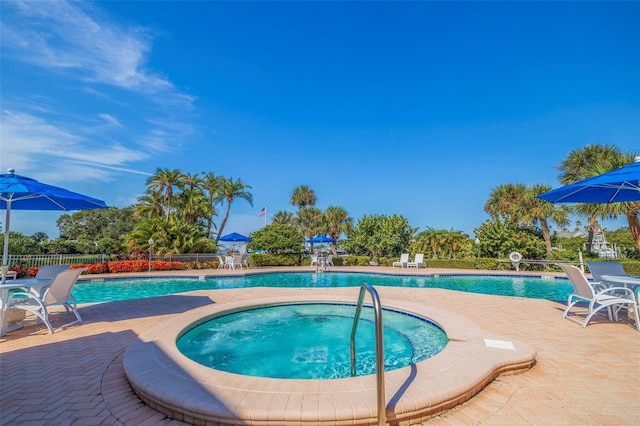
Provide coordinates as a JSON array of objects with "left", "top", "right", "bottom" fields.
[{"left": 350, "top": 282, "right": 386, "bottom": 426}]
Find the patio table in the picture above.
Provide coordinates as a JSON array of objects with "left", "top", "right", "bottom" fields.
[
  {"left": 0, "top": 278, "right": 52, "bottom": 336},
  {"left": 601, "top": 275, "right": 640, "bottom": 293},
  {"left": 601, "top": 274, "right": 640, "bottom": 323}
]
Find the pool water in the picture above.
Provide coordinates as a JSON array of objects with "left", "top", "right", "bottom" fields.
[
  {"left": 73, "top": 272, "right": 572, "bottom": 304},
  {"left": 176, "top": 303, "right": 448, "bottom": 379}
]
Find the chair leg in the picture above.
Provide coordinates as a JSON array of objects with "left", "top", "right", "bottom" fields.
[
  {"left": 563, "top": 296, "right": 579, "bottom": 319},
  {"left": 57, "top": 302, "right": 82, "bottom": 329},
  {"left": 10, "top": 300, "right": 55, "bottom": 334},
  {"left": 31, "top": 306, "right": 55, "bottom": 334},
  {"left": 630, "top": 302, "right": 640, "bottom": 332}
]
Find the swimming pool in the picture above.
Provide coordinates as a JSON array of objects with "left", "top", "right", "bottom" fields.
[
  {"left": 177, "top": 303, "right": 448, "bottom": 379},
  {"left": 76, "top": 272, "right": 572, "bottom": 304}
]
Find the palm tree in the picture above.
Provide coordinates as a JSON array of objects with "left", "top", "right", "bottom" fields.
[
  {"left": 181, "top": 172, "right": 198, "bottom": 190},
  {"left": 174, "top": 188, "right": 209, "bottom": 226},
  {"left": 200, "top": 172, "right": 222, "bottom": 238},
  {"left": 145, "top": 168, "right": 186, "bottom": 219},
  {"left": 484, "top": 183, "right": 528, "bottom": 226},
  {"left": 521, "top": 184, "right": 571, "bottom": 254},
  {"left": 294, "top": 206, "right": 323, "bottom": 253},
  {"left": 413, "top": 227, "right": 451, "bottom": 259},
  {"left": 323, "top": 205, "right": 353, "bottom": 255},
  {"left": 271, "top": 210, "right": 295, "bottom": 226},
  {"left": 134, "top": 191, "right": 164, "bottom": 219},
  {"left": 437, "top": 229, "right": 470, "bottom": 259},
  {"left": 558, "top": 144, "right": 640, "bottom": 250},
  {"left": 290, "top": 185, "right": 317, "bottom": 209},
  {"left": 215, "top": 177, "right": 253, "bottom": 238}
]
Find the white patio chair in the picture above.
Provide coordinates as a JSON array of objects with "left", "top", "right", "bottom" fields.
[
  {"left": 325, "top": 255, "right": 334, "bottom": 267},
  {"left": 35, "top": 265, "right": 71, "bottom": 280},
  {"left": 8, "top": 268, "right": 86, "bottom": 334},
  {"left": 31, "top": 265, "right": 71, "bottom": 296},
  {"left": 559, "top": 264, "right": 639, "bottom": 331},
  {"left": 407, "top": 253, "right": 426, "bottom": 268},
  {"left": 393, "top": 253, "right": 409, "bottom": 268},
  {"left": 232, "top": 254, "right": 244, "bottom": 269},
  {"left": 224, "top": 256, "right": 234, "bottom": 269},
  {"left": 216, "top": 255, "right": 226, "bottom": 269},
  {"left": 310, "top": 255, "right": 318, "bottom": 266}
]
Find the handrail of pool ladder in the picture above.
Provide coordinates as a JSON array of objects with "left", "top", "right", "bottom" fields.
[{"left": 350, "top": 282, "right": 386, "bottom": 426}]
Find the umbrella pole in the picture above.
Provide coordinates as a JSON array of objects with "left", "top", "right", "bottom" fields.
[{"left": 1, "top": 201, "right": 10, "bottom": 284}]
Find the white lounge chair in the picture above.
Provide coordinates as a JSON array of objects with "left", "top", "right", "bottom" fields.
[
  {"left": 9, "top": 268, "right": 86, "bottom": 334},
  {"left": 559, "top": 264, "right": 639, "bottom": 331},
  {"left": 393, "top": 253, "right": 409, "bottom": 268},
  {"left": 407, "top": 253, "right": 426, "bottom": 268}
]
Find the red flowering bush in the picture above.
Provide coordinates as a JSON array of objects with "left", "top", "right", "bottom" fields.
[
  {"left": 10, "top": 259, "right": 214, "bottom": 277},
  {"left": 104, "top": 260, "right": 188, "bottom": 273},
  {"left": 73, "top": 263, "right": 108, "bottom": 274}
]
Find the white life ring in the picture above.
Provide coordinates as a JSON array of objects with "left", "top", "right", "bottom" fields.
[{"left": 509, "top": 251, "right": 523, "bottom": 263}]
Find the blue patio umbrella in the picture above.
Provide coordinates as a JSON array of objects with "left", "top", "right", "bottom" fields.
[
  {"left": 537, "top": 157, "right": 640, "bottom": 204},
  {"left": 217, "top": 232, "right": 252, "bottom": 252},
  {"left": 0, "top": 169, "right": 108, "bottom": 283},
  {"left": 306, "top": 235, "right": 337, "bottom": 254},
  {"left": 217, "top": 232, "right": 252, "bottom": 243},
  {"left": 306, "top": 235, "right": 337, "bottom": 244}
]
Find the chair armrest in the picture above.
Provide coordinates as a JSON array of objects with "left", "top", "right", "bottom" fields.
[
  {"left": 8, "top": 289, "right": 46, "bottom": 309},
  {"left": 592, "top": 282, "right": 610, "bottom": 292},
  {"left": 596, "top": 286, "right": 636, "bottom": 299}
]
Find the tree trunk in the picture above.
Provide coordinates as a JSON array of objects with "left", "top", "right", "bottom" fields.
[
  {"left": 540, "top": 218, "right": 552, "bottom": 254},
  {"left": 217, "top": 204, "right": 231, "bottom": 239},
  {"left": 626, "top": 203, "right": 640, "bottom": 251},
  {"left": 586, "top": 215, "right": 597, "bottom": 252}
]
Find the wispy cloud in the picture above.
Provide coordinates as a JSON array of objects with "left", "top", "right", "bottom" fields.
[
  {"left": 0, "top": 108, "right": 150, "bottom": 179},
  {"left": 0, "top": 0, "right": 199, "bottom": 180},
  {"left": 98, "top": 113, "right": 123, "bottom": 128},
  {"left": 2, "top": 1, "right": 180, "bottom": 97}
]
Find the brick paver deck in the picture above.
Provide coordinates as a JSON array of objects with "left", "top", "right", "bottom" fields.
[{"left": 1, "top": 266, "right": 639, "bottom": 425}]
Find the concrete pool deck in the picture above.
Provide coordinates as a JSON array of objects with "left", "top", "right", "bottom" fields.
[{"left": 1, "top": 266, "right": 639, "bottom": 425}]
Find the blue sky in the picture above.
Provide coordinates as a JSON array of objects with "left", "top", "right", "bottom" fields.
[{"left": 1, "top": 1, "right": 638, "bottom": 239}]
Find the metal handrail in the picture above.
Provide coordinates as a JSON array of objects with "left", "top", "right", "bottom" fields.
[{"left": 350, "top": 282, "right": 385, "bottom": 426}]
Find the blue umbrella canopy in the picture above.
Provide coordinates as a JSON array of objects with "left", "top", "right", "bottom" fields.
[
  {"left": 1, "top": 169, "right": 108, "bottom": 282},
  {"left": 217, "top": 232, "right": 252, "bottom": 243},
  {"left": 306, "top": 235, "right": 337, "bottom": 244},
  {"left": 537, "top": 157, "right": 640, "bottom": 204}
]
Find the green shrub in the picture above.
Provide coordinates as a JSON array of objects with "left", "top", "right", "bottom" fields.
[
  {"left": 332, "top": 257, "right": 345, "bottom": 266},
  {"left": 344, "top": 255, "right": 370, "bottom": 266},
  {"left": 249, "top": 253, "right": 300, "bottom": 266},
  {"left": 416, "top": 258, "right": 503, "bottom": 270}
]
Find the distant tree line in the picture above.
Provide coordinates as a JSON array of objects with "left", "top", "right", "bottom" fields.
[{"left": 2, "top": 144, "right": 638, "bottom": 262}]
